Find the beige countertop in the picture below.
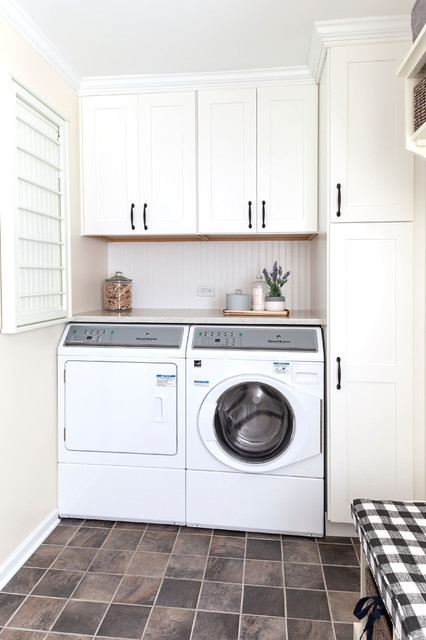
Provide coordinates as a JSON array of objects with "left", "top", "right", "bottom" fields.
[{"left": 72, "top": 308, "right": 325, "bottom": 325}]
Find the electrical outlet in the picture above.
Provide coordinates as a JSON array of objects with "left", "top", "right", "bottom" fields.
[{"left": 197, "top": 285, "right": 215, "bottom": 297}]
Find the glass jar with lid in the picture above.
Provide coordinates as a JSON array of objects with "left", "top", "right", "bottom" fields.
[
  {"left": 251, "top": 275, "right": 268, "bottom": 311},
  {"left": 104, "top": 271, "right": 132, "bottom": 311}
]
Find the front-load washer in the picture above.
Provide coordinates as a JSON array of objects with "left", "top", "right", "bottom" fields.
[
  {"left": 57, "top": 323, "right": 189, "bottom": 524},
  {"left": 186, "top": 325, "right": 324, "bottom": 536}
]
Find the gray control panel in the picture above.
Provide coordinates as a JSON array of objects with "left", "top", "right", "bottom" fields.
[
  {"left": 193, "top": 329, "right": 241, "bottom": 348},
  {"left": 192, "top": 326, "right": 318, "bottom": 351},
  {"left": 64, "top": 324, "right": 184, "bottom": 348}
]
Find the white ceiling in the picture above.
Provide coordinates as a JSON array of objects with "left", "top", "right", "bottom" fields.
[{"left": 10, "top": 0, "right": 414, "bottom": 78}]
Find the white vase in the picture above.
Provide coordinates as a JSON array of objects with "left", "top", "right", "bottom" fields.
[{"left": 265, "top": 296, "right": 286, "bottom": 311}]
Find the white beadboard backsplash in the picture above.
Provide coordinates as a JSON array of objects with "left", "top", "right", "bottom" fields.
[{"left": 108, "top": 240, "right": 310, "bottom": 309}]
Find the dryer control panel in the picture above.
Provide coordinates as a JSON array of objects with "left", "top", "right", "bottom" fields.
[
  {"left": 192, "top": 326, "right": 318, "bottom": 351},
  {"left": 63, "top": 324, "right": 184, "bottom": 348}
]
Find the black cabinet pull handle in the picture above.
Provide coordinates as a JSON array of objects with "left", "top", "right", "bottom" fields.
[
  {"left": 143, "top": 203, "right": 148, "bottom": 230},
  {"left": 248, "top": 201, "right": 252, "bottom": 229},
  {"left": 336, "top": 356, "right": 341, "bottom": 390},
  {"left": 130, "top": 203, "right": 135, "bottom": 230},
  {"left": 336, "top": 183, "right": 341, "bottom": 217},
  {"left": 262, "top": 200, "right": 266, "bottom": 228}
]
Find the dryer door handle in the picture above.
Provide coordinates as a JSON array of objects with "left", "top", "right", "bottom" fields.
[{"left": 154, "top": 396, "right": 167, "bottom": 422}]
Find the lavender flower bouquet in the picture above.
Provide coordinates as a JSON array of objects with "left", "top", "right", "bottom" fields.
[{"left": 263, "top": 261, "right": 290, "bottom": 298}]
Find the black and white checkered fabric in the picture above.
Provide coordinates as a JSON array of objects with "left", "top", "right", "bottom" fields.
[{"left": 352, "top": 499, "right": 426, "bottom": 640}]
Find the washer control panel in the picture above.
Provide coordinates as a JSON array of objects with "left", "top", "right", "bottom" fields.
[
  {"left": 193, "top": 329, "right": 242, "bottom": 348},
  {"left": 192, "top": 326, "right": 318, "bottom": 351}
]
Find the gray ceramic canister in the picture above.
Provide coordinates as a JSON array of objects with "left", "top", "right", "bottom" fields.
[{"left": 226, "top": 289, "right": 251, "bottom": 310}]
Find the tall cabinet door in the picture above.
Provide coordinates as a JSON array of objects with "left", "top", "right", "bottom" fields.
[
  {"left": 329, "top": 43, "right": 413, "bottom": 223},
  {"left": 81, "top": 95, "right": 139, "bottom": 235},
  {"left": 198, "top": 88, "right": 256, "bottom": 234},
  {"left": 328, "top": 222, "right": 413, "bottom": 523},
  {"left": 257, "top": 84, "right": 318, "bottom": 233},
  {"left": 139, "top": 92, "right": 196, "bottom": 235}
]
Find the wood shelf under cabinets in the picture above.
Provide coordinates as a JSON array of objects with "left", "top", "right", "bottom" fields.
[{"left": 86, "top": 232, "right": 318, "bottom": 243}]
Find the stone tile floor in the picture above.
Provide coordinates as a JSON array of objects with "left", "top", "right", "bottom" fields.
[{"left": 0, "top": 519, "right": 361, "bottom": 640}]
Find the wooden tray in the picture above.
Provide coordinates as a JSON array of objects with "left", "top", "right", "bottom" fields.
[{"left": 223, "top": 309, "right": 290, "bottom": 317}]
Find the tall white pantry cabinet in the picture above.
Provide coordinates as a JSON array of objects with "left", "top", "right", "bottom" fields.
[{"left": 320, "top": 41, "right": 415, "bottom": 523}]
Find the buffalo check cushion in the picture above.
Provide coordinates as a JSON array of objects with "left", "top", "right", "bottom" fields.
[{"left": 352, "top": 499, "right": 426, "bottom": 640}]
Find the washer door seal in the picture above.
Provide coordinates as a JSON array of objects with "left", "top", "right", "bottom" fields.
[{"left": 213, "top": 381, "right": 294, "bottom": 463}]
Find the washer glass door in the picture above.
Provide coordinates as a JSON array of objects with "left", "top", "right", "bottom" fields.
[{"left": 213, "top": 382, "right": 293, "bottom": 463}]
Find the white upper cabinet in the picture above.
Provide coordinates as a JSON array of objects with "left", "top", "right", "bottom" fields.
[
  {"left": 81, "top": 95, "right": 139, "bottom": 235},
  {"left": 257, "top": 85, "right": 318, "bottom": 233},
  {"left": 139, "top": 92, "right": 196, "bottom": 235},
  {"left": 81, "top": 92, "right": 196, "bottom": 236},
  {"left": 328, "top": 43, "right": 413, "bottom": 223},
  {"left": 198, "top": 85, "right": 318, "bottom": 235},
  {"left": 82, "top": 85, "right": 317, "bottom": 238},
  {"left": 198, "top": 88, "right": 256, "bottom": 234}
]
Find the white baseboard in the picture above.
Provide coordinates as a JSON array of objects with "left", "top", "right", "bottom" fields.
[
  {"left": 325, "top": 518, "right": 357, "bottom": 537},
  {"left": 0, "top": 509, "right": 60, "bottom": 590}
]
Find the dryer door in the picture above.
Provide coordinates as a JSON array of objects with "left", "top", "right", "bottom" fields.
[
  {"left": 64, "top": 360, "right": 177, "bottom": 455},
  {"left": 198, "top": 374, "right": 321, "bottom": 472}
]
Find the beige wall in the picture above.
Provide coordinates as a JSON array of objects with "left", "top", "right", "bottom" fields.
[
  {"left": 413, "top": 158, "right": 426, "bottom": 499},
  {"left": 0, "top": 16, "right": 107, "bottom": 566}
]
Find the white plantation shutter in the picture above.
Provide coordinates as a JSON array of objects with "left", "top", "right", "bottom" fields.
[{"left": 0, "top": 76, "right": 70, "bottom": 332}]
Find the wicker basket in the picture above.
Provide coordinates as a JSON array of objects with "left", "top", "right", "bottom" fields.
[
  {"left": 412, "top": 0, "right": 426, "bottom": 40},
  {"left": 365, "top": 567, "right": 393, "bottom": 640},
  {"left": 414, "top": 75, "right": 426, "bottom": 132}
]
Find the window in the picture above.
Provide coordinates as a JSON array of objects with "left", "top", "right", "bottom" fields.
[{"left": 0, "top": 75, "right": 70, "bottom": 333}]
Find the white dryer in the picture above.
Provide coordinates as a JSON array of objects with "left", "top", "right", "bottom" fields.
[
  {"left": 186, "top": 325, "right": 324, "bottom": 536},
  {"left": 57, "top": 323, "right": 189, "bottom": 524}
]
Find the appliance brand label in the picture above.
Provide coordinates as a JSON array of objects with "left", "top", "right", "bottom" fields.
[
  {"left": 156, "top": 374, "right": 176, "bottom": 387},
  {"left": 273, "top": 362, "right": 290, "bottom": 375},
  {"left": 194, "top": 380, "right": 209, "bottom": 387}
]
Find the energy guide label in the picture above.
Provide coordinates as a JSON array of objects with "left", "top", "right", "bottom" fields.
[
  {"left": 194, "top": 380, "right": 209, "bottom": 387},
  {"left": 156, "top": 374, "right": 176, "bottom": 387},
  {"left": 274, "top": 362, "right": 290, "bottom": 375}
]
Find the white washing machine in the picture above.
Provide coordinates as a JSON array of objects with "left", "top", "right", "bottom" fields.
[
  {"left": 186, "top": 325, "right": 324, "bottom": 536},
  {"left": 57, "top": 323, "right": 189, "bottom": 524}
]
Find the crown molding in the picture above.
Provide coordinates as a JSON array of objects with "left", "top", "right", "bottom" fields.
[
  {"left": 308, "top": 14, "right": 412, "bottom": 82},
  {"left": 0, "top": 0, "right": 81, "bottom": 90},
  {"left": 0, "top": 4, "right": 412, "bottom": 93},
  {"left": 79, "top": 66, "right": 315, "bottom": 96}
]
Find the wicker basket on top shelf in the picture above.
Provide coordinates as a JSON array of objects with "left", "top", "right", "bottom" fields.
[
  {"left": 414, "top": 75, "right": 426, "bottom": 131},
  {"left": 412, "top": 0, "right": 426, "bottom": 41}
]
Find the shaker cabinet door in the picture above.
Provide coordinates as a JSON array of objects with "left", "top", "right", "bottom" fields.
[
  {"left": 328, "top": 43, "right": 413, "bottom": 223},
  {"left": 327, "top": 222, "right": 414, "bottom": 523},
  {"left": 139, "top": 92, "right": 196, "bottom": 235},
  {"left": 81, "top": 95, "right": 139, "bottom": 235},
  {"left": 198, "top": 88, "right": 256, "bottom": 234},
  {"left": 257, "top": 84, "right": 318, "bottom": 233}
]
